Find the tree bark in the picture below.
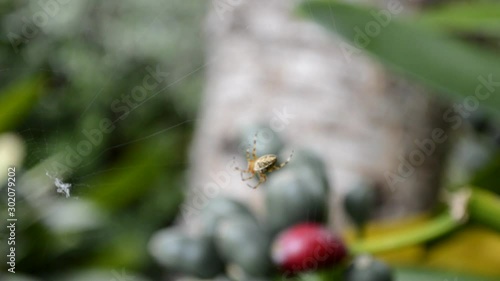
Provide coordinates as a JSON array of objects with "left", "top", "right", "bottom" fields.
[{"left": 184, "top": 0, "right": 448, "bottom": 230}]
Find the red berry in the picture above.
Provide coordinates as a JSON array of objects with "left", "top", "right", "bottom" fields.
[{"left": 271, "top": 223, "right": 347, "bottom": 275}]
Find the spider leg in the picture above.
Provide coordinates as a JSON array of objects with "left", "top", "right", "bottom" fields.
[
  {"left": 247, "top": 173, "right": 266, "bottom": 189},
  {"left": 272, "top": 150, "right": 294, "bottom": 171},
  {"left": 252, "top": 132, "right": 258, "bottom": 160},
  {"left": 233, "top": 156, "right": 241, "bottom": 171},
  {"left": 246, "top": 146, "right": 251, "bottom": 162},
  {"left": 233, "top": 156, "right": 255, "bottom": 180},
  {"left": 233, "top": 156, "right": 249, "bottom": 172}
]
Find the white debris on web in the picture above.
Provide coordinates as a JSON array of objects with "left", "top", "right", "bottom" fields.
[
  {"left": 54, "top": 177, "right": 71, "bottom": 198},
  {"left": 45, "top": 171, "right": 71, "bottom": 198}
]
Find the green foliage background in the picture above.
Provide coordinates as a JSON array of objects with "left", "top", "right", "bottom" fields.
[
  {"left": 0, "top": 1, "right": 205, "bottom": 280},
  {"left": 0, "top": 0, "right": 500, "bottom": 280}
]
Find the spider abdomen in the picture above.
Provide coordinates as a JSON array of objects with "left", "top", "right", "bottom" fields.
[{"left": 254, "top": 154, "right": 278, "bottom": 173}]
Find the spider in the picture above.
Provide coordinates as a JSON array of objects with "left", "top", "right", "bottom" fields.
[{"left": 234, "top": 133, "right": 294, "bottom": 189}]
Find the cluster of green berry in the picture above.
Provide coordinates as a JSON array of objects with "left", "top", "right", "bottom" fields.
[{"left": 149, "top": 144, "right": 393, "bottom": 281}]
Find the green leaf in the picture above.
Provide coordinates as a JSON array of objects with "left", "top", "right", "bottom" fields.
[
  {"left": 88, "top": 136, "right": 179, "bottom": 211},
  {"left": 0, "top": 76, "right": 44, "bottom": 133},
  {"left": 419, "top": 3, "right": 500, "bottom": 37},
  {"left": 395, "top": 267, "right": 498, "bottom": 281},
  {"left": 297, "top": 1, "right": 500, "bottom": 114}
]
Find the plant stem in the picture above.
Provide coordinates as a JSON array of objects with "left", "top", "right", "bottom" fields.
[
  {"left": 348, "top": 187, "right": 500, "bottom": 255},
  {"left": 468, "top": 187, "right": 500, "bottom": 232},
  {"left": 349, "top": 212, "right": 459, "bottom": 255}
]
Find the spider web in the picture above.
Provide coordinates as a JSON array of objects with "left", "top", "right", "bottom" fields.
[
  {"left": 12, "top": 66, "right": 201, "bottom": 199},
  {"left": 17, "top": 118, "right": 191, "bottom": 196},
  {"left": 16, "top": 119, "right": 195, "bottom": 201},
  {"left": 2, "top": 0, "right": 210, "bottom": 200},
  {"left": 18, "top": 125, "right": 81, "bottom": 197}
]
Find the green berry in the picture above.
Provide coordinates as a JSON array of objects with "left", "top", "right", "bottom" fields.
[
  {"left": 214, "top": 215, "right": 273, "bottom": 277},
  {"left": 149, "top": 229, "right": 224, "bottom": 278},
  {"left": 344, "top": 183, "right": 377, "bottom": 228},
  {"left": 344, "top": 255, "right": 393, "bottom": 281},
  {"left": 241, "top": 125, "right": 284, "bottom": 156},
  {"left": 265, "top": 150, "right": 329, "bottom": 235},
  {"left": 201, "top": 197, "right": 256, "bottom": 236}
]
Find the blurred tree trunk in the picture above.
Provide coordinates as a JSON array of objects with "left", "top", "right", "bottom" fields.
[{"left": 185, "top": 0, "right": 448, "bottom": 229}]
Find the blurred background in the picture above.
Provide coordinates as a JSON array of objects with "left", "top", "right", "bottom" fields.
[{"left": 0, "top": 0, "right": 500, "bottom": 280}]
